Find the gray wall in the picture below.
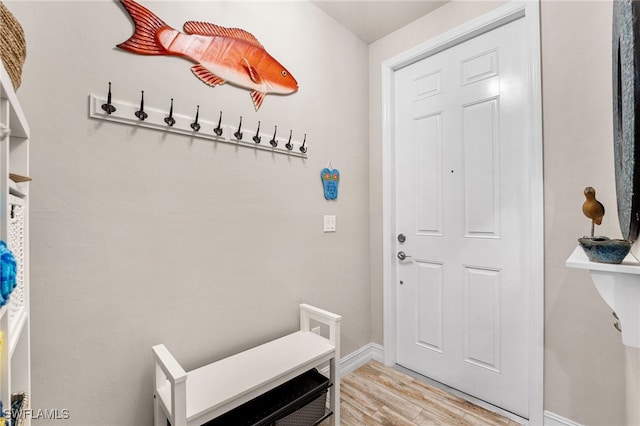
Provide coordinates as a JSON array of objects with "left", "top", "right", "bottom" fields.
[
  {"left": 7, "top": 1, "right": 371, "bottom": 425},
  {"left": 7, "top": 0, "right": 640, "bottom": 425}
]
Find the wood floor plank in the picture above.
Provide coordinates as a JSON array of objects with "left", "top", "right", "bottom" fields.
[
  {"left": 341, "top": 376, "right": 384, "bottom": 415},
  {"left": 343, "top": 370, "right": 423, "bottom": 421},
  {"left": 372, "top": 371, "right": 466, "bottom": 418},
  {"left": 324, "top": 361, "right": 522, "bottom": 425},
  {"left": 372, "top": 404, "right": 421, "bottom": 426},
  {"left": 340, "top": 400, "right": 383, "bottom": 426}
]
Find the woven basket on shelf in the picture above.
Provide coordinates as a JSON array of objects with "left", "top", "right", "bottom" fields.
[{"left": 0, "top": 2, "right": 26, "bottom": 90}]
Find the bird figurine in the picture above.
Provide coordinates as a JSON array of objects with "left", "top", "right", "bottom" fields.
[{"left": 582, "top": 186, "right": 605, "bottom": 237}]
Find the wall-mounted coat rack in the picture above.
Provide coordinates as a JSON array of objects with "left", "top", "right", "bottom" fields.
[{"left": 88, "top": 85, "right": 308, "bottom": 158}]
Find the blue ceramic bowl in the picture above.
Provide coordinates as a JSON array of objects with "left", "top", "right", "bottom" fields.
[{"left": 578, "top": 236, "right": 633, "bottom": 264}]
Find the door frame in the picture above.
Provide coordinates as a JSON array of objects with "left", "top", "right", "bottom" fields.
[{"left": 381, "top": 1, "right": 543, "bottom": 423}]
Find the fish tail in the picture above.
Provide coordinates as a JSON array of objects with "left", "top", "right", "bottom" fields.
[{"left": 117, "top": 0, "right": 170, "bottom": 55}]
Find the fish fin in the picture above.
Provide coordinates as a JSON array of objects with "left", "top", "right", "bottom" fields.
[
  {"left": 117, "top": 0, "right": 170, "bottom": 55},
  {"left": 250, "top": 91, "right": 265, "bottom": 111},
  {"left": 242, "top": 58, "right": 263, "bottom": 85},
  {"left": 183, "top": 21, "right": 264, "bottom": 48},
  {"left": 191, "top": 65, "right": 226, "bottom": 86}
]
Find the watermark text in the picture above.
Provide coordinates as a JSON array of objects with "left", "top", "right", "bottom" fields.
[{"left": 4, "top": 408, "right": 70, "bottom": 421}]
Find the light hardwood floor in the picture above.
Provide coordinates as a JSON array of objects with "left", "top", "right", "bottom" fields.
[{"left": 323, "top": 361, "right": 522, "bottom": 426}]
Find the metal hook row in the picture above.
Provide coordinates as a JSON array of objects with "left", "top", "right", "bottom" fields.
[{"left": 99, "top": 82, "right": 308, "bottom": 155}]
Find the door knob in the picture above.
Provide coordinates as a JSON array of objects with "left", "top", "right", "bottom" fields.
[{"left": 397, "top": 251, "right": 412, "bottom": 260}]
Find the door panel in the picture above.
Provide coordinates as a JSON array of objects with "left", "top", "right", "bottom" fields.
[
  {"left": 394, "top": 17, "right": 530, "bottom": 418},
  {"left": 462, "top": 97, "right": 500, "bottom": 237},
  {"left": 464, "top": 266, "right": 501, "bottom": 373},
  {"left": 415, "top": 113, "right": 443, "bottom": 235},
  {"left": 416, "top": 261, "right": 444, "bottom": 352}
]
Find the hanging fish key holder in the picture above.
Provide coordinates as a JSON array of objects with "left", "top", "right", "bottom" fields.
[
  {"left": 270, "top": 125, "right": 278, "bottom": 147},
  {"left": 135, "top": 90, "right": 148, "bottom": 121},
  {"left": 253, "top": 121, "right": 262, "bottom": 144},
  {"left": 101, "top": 82, "right": 116, "bottom": 114},
  {"left": 190, "top": 105, "right": 201, "bottom": 132},
  {"left": 234, "top": 116, "right": 243, "bottom": 140},
  {"left": 214, "top": 111, "right": 223, "bottom": 137},
  {"left": 164, "top": 98, "right": 176, "bottom": 127}
]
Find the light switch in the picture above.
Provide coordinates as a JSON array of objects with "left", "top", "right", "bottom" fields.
[{"left": 324, "top": 215, "right": 336, "bottom": 232}]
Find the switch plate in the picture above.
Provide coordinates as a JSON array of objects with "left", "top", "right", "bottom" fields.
[{"left": 324, "top": 215, "right": 336, "bottom": 232}]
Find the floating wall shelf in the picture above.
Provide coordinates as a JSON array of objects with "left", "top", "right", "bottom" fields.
[
  {"left": 566, "top": 246, "right": 640, "bottom": 348},
  {"left": 88, "top": 94, "right": 308, "bottom": 158}
]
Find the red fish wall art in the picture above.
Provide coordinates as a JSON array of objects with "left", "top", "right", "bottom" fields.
[{"left": 116, "top": 0, "right": 298, "bottom": 111}]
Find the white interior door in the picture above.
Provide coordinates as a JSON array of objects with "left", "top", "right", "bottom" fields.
[{"left": 394, "top": 16, "right": 531, "bottom": 418}]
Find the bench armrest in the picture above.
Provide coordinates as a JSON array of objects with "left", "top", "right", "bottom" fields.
[
  {"left": 299, "top": 304, "right": 341, "bottom": 426},
  {"left": 299, "top": 304, "right": 342, "bottom": 347},
  {"left": 153, "top": 344, "right": 187, "bottom": 384},
  {"left": 153, "top": 344, "right": 187, "bottom": 426}
]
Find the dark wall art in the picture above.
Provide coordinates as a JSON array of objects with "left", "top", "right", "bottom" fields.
[{"left": 613, "top": 0, "right": 640, "bottom": 242}]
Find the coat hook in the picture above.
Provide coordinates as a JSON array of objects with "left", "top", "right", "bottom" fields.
[
  {"left": 299, "top": 134, "right": 307, "bottom": 154},
  {"left": 164, "top": 98, "right": 175, "bottom": 127},
  {"left": 214, "top": 111, "right": 223, "bottom": 136},
  {"left": 135, "top": 90, "right": 148, "bottom": 121},
  {"left": 285, "top": 130, "right": 293, "bottom": 151},
  {"left": 253, "top": 121, "right": 261, "bottom": 144},
  {"left": 270, "top": 125, "right": 278, "bottom": 147},
  {"left": 234, "top": 116, "right": 243, "bottom": 140},
  {"left": 101, "top": 82, "right": 116, "bottom": 114},
  {"left": 191, "top": 105, "right": 201, "bottom": 132}
]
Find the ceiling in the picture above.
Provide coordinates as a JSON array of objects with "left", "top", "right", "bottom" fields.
[{"left": 310, "top": 1, "right": 449, "bottom": 44}]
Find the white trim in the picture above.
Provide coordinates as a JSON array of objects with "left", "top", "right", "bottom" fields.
[
  {"left": 543, "top": 411, "right": 583, "bottom": 426},
  {"left": 523, "top": 1, "right": 545, "bottom": 424},
  {"left": 339, "top": 342, "right": 384, "bottom": 376},
  {"left": 381, "top": 1, "right": 544, "bottom": 424},
  {"left": 319, "top": 342, "right": 384, "bottom": 378}
]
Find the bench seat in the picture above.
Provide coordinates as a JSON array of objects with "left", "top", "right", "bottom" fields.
[{"left": 153, "top": 304, "right": 341, "bottom": 426}]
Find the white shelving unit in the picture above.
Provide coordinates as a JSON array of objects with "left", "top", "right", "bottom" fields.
[{"left": 0, "top": 64, "right": 30, "bottom": 425}]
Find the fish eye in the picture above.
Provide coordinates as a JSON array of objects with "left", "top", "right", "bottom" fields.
[{"left": 281, "top": 70, "right": 287, "bottom": 77}]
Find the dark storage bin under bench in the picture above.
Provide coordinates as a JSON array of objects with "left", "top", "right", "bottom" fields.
[{"left": 204, "top": 368, "right": 332, "bottom": 426}]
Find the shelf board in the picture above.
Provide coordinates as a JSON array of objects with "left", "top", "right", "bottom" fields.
[
  {"left": 8, "top": 179, "right": 27, "bottom": 198},
  {"left": 566, "top": 246, "right": 640, "bottom": 275},
  {"left": 567, "top": 246, "right": 640, "bottom": 347},
  {"left": 9, "top": 308, "right": 27, "bottom": 359},
  {"left": 0, "top": 67, "right": 29, "bottom": 139}
]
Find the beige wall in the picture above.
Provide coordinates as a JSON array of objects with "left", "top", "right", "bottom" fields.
[
  {"left": 8, "top": 1, "right": 370, "bottom": 425},
  {"left": 541, "top": 1, "right": 632, "bottom": 424},
  {"left": 369, "top": 0, "right": 639, "bottom": 425}
]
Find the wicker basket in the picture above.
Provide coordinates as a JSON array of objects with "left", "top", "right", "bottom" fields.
[
  {"left": 0, "top": 2, "right": 26, "bottom": 90},
  {"left": 7, "top": 199, "right": 25, "bottom": 325}
]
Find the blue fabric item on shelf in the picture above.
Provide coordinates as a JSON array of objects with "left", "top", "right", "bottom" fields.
[{"left": 0, "top": 241, "right": 16, "bottom": 307}]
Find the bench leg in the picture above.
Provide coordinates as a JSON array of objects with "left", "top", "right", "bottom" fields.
[
  {"left": 329, "top": 357, "right": 340, "bottom": 426},
  {"left": 154, "top": 393, "right": 166, "bottom": 426}
]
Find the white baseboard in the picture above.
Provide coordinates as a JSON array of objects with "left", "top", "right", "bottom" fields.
[
  {"left": 543, "top": 411, "right": 583, "bottom": 426},
  {"left": 318, "top": 342, "right": 385, "bottom": 377},
  {"left": 339, "top": 342, "right": 384, "bottom": 376}
]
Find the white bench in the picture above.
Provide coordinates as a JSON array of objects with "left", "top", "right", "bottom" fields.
[{"left": 152, "top": 304, "right": 342, "bottom": 426}]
